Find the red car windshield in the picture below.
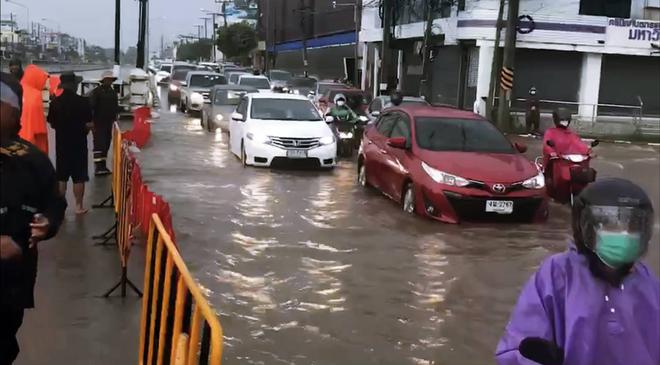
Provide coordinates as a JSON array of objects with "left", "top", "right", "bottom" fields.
[{"left": 415, "top": 117, "right": 515, "bottom": 154}]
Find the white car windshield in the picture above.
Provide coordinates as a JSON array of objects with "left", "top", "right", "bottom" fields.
[
  {"left": 269, "top": 70, "right": 291, "bottom": 82},
  {"left": 240, "top": 78, "right": 271, "bottom": 89},
  {"left": 250, "top": 99, "right": 322, "bottom": 121},
  {"left": 189, "top": 75, "right": 226, "bottom": 87},
  {"left": 160, "top": 65, "right": 172, "bottom": 73}
]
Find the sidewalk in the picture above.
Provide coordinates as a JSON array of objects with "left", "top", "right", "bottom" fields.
[{"left": 15, "top": 155, "right": 144, "bottom": 364}]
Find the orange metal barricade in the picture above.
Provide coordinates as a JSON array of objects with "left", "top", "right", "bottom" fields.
[{"left": 139, "top": 214, "right": 224, "bottom": 365}]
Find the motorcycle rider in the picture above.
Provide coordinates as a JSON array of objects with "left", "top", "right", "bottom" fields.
[
  {"left": 496, "top": 178, "right": 659, "bottom": 365},
  {"left": 542, "top": 108, "right": 589, "bottom": 168},
  {"left": 326, "top": 93, "right": 358, "bottom": 122},
  {"left": 526, "top": 86, "right": 540, "bottom": 135}
]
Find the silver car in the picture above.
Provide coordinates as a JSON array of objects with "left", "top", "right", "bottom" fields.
[
  {"left": 179, "top": 72, "right": 227, "bottom": 114},
  {"left": 201, "top": 85, "right": 258, "bottom": 132},
  {"left": 366, "top": 95, "right": 429, "bottom": 122}
]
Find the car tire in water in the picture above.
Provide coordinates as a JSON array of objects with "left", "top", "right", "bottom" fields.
[
  {"left": 241, "top": 142, "right": 247, "bottom": 167},
  {"left": 402, "top": 182, "right": 416, "bottom": 214},
  {"left": 358, "top": 163, "right": 369, "bottom": 188}
]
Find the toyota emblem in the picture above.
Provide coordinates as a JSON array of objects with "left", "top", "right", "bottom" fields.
[{"left": 492, "top": 184, "right": 506, "bottom": 193}]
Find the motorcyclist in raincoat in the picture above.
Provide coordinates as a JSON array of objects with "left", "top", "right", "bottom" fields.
[
  {"left": 327, "top": 93, "right": 358, "bottom": 122},
  {"left": 496, "top": 178, "right": 659, "bottom": 365},
  {"left": 542, "top": 108, "right": 589, "bottom": 168},
  {"left": 18, "top": 65, "right": 50, "bottom": 154}
]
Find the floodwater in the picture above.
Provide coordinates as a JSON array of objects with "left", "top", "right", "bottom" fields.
[{"left": 134, "top": 93, "right": 660, "bottom": 365}]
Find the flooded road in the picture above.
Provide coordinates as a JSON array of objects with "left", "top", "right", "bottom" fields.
[{"left": 136, "top": 95, "right": 660, "bottom": 365}]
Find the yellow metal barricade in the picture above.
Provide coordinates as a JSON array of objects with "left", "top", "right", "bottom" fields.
[
  {"left": 112, "top": 122, "right": 123, "bottom": 214},
  {"left": 139, "top": 214, "right": 224, "bottom": 365}
]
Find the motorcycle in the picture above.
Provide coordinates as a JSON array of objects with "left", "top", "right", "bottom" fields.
[
  {"left": 325, "top": 114, "right": 369, "bottom": 158},
  {"left": 535, "top": 139, "right": 599, "bottom": 205}
]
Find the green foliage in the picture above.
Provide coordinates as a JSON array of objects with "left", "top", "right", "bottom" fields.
[
  {"left": 216, "top": 22, "right": 257, "bottom": 60},
  {"left": 176, "top": 39, "right": 213, "bottom": 61}
]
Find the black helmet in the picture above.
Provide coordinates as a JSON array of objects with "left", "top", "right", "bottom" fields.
[
  {"left": 572, "top": 178, "right": 654, "bottom": 269},
  {"left": 390, "top": 91, "right": 403, "bottom": 106},
  {"left": 552, "top": 107, "right": 571, "bottom": 128}
]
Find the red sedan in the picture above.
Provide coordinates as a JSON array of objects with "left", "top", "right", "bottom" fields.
[{"left": 357, "top": 105, "right": 548, "bottom": 223}]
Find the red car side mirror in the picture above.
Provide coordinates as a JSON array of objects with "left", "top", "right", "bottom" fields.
[
  {"left": 319, "top": 97, "right": 327, "bottom": 103},
  {"left": 387, "top": 137, "right": 408, "bottom": 149},
  {"left": 514, "top": 142, "right": 528, "bottom": 153}
]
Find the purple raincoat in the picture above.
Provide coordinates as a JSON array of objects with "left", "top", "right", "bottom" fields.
[{"left": 496, "top": 245, "right": 660, "bottom": 365}]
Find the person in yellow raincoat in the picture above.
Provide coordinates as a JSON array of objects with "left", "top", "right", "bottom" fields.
[{"left": 19, "top": 65, "right": 49, "bottom": 154}]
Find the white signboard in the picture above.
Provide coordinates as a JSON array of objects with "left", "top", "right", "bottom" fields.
[{"left": 606, "top": 18, "right": 660, "bottom": 49}]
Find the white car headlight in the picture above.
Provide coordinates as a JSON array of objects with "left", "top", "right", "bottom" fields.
[
  {"left": 319, "top": 135, "right": 335, "bottom": 145},
  {"left": 421, "top": 162, "right": 470, "bottom": 187},
  {"left": 246, "top": 132, "right": 270, "bottom": 144},
  {"left": 563, "top": 154, "right": 587, "bottom": 163},
  {"left": 215, "top": 114, "right": 224, "bottom": 122},
  {"left": 191, "top": 92, "right": 204, "bottom": 104},
  {"left": 338, "top": 131, "right": 353, "bottom": 139},
  {"left": 522, "top": 172, "right": 546, "bottom": 189},
  {"left": 169, "top": 84, "right": 179, "bottom": 91}
]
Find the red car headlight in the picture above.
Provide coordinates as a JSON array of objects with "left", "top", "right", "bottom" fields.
[{"left": 421, "top": 162, "right": 470, "bottom": 187}]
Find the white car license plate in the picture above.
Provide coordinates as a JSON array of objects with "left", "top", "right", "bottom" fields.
[
  {"left": 485, "top": 200, "right": 514, "bottom": 214},
  {"left": 286, "top": 149, "right": 308, "bottom": 159}
]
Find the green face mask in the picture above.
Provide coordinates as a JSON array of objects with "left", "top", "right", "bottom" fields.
[{"left": 595, "top": 231, "right": 641, "bottom": 269}]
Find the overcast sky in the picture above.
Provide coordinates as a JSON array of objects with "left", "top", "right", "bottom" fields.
[{"left": 2, "top": 0, "right": 240, "bottom": 50}]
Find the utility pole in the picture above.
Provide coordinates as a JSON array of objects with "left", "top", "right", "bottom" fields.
[
  {"left": 222, "top": 1, "right": 228, "bottom": 27},
  {"left": 486, "top": 0, "right": 505, "bottom": 120},
  {"left": 496, "top": 0, "right": 520, "bottom": 131},
  {"left": 299, "top": 0, "right": 309, "bottom": 76},
  {"left": 114, "top": 0, "right": 121, "bottom": 64},
  {"left": 380, "top": 0, "right": 396, "bottom": 93},
  {"left": 420, "top": 0, "right": 436, "bottom": 99},
  {"left": 136, "top": 0, "right": 148, "bottom": 68}
]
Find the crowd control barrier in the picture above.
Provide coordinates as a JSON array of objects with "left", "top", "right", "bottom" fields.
[{"left": 139, "top": 214, "right": 223, "bottom": 365}]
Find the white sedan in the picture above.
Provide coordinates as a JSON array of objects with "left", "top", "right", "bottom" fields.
[{"left": 229, "top": 93, "right": 337, "bottom": 168}]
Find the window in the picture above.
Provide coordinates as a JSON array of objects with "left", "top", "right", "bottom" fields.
[
  {"left": 250, "top": 99, "right": 322, "bottom": 121},
  {"left": 237, "top": 97, "right": 248, "bottom": 116},
  {"left": 376, "top": 114, "right": 398, "bottom": 136},
  {"left": 239, "top": 77, "right": 271, "bottom": 89},
  {"left": 288, "top": 77, "right": 317, "bottom": 88},
  {"left": 370, "top": 98, "right": 383, "bottom": 112},
  {"left": 189, "top": 75, "right": 227, "bottom": 87},
  {"left": 269, "top": 70, "right": 292, "bottom": 82},
  {"left": 579, "top": 0, "right": 631, "bottom": 17},
  {"left": 414, "top": 117, "right": 515, "bottom": 153},
  {"left": 160, "top": 65, "right": 172, "bottom": 73},
  {"left": 389, "top": 114, "right": 411, "bottom": 142},
  {"left": 214, "top": 90, "right": 249, "bottom": 105}
]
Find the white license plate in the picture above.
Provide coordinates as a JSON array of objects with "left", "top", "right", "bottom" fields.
[
  {"left": 286, "top": 149, "right": 308, "bottom": 159},
  {"left": 485, "top": 200, "right": 514, "bottom": 214}
]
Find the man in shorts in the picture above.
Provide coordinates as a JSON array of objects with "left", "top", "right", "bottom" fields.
[{"left": 47, "top": 71, "right": 93, "bottom": 214}]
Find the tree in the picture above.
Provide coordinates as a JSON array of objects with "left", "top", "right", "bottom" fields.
[
  {"left": 176, "top": 39, "right": 213, "bottom": 61},
  {"left": 216, "top": 22, "right": 257, "bottom": 62}
]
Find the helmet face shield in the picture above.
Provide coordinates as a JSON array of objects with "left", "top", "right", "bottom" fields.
[{"left": 580, "top": 205, "right": 653, "bottom": 268}]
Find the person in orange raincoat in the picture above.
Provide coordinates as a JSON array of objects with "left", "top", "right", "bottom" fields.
[{"left": 19, "top": 65, "right": 50, "bottom": 154}]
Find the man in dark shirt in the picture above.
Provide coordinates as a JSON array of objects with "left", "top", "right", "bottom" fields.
[
  {"left": 1, "top": 72, "right": 67, "bottom": 364},
  {"left": 90, "top": 71, "right": 118, "bottom": 176},
  {"left": 525, "top": 86, "right": 541, "bottom": 135},
  {"left": 47, "top": 71, "right": 93, "bottom": 214}
]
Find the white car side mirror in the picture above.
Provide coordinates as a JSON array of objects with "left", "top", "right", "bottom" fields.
[
  {"left": 370, "top": 110, "right": 381, "bottom": 118},
  {"left": 231, "top": 112, "right": 244, "bottom": 121},
  {"left": 325, "top": 115, "right": 335, "bottom": 123}
]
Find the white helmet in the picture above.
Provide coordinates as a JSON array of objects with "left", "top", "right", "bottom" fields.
[{"left": 333, "top": 93, "right": 347, "bottom": 104}]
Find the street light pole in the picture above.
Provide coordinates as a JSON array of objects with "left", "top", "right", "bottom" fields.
[{"left": 5, "top": 0, "right": 29, "bottom": 31}]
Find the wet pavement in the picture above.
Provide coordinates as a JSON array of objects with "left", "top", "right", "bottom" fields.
[
  {"left": 16, "top": 121, "right": 143, "bottom": 365},
  {"left": 136, "top": 94, "right": 660, "bottom": 365}
]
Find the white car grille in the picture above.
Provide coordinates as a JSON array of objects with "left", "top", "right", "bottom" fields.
[{"left": 269, "top": 137, "right": 320, "bottom": 149}]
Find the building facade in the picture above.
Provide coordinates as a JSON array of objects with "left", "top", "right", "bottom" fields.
[
  {"left": 360, "top": 0, "right": 660, "bottom": 118},
  {"left": 257, "top": 0, "right": 359, "bottom": 80}
]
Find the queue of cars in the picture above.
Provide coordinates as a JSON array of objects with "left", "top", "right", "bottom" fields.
[{"left": 158, "top": 63, "right": 548, "bottom": 224}]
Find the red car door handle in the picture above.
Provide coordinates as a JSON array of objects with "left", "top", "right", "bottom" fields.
[{"left": 379, "top": 149, "right": 388, "bottom": 154}]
